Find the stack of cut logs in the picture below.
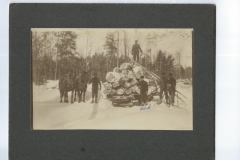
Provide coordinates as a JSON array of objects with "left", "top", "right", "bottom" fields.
[{"left": 104, "top": 62, "right": 158, "bottom": 97}]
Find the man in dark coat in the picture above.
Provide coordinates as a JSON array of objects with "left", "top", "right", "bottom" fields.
[
  {"left": 89, "top": 73, "right": 101, "bottom": 103},
  {"left": 167, "top": 73, "right": 176, "bottom": 106},
  {"left": 138, "top": 76, "right": 148, "bottom": 105},
  {"left": 158, "top": 72, "right": 169, "bottom": 104},
  {"left": 132, "top": 40, "right": 143, "bottom": 62}
]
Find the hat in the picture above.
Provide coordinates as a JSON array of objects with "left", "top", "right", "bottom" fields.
[
  {"left": 135, "top": 40, "right": 138, "bottom": 42},
  {"left": 169, "top": 73, "right": 173, "bottom": 77},
  {"left": 161, "top": 72, "right": 166, "bottom": 75},
  {"left": 140, "top": 76, "right": 144, "bottom": 78},
  {"left": 94, "top": 72, "right": 98, "bottom": 75}
]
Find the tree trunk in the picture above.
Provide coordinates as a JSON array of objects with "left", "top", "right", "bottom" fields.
[
  {"left": 55, "top": 32, "right": 59, "bottom": 80},
  {"left": 124, "top": 31, "right": 127, "bottom": 60}
]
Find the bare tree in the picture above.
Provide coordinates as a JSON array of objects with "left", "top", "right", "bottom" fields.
[{"left": 176, "top": 51, "right": 181, "bottom": 79}]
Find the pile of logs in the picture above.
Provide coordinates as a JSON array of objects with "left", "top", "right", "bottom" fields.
[{"left": 104, "top": 62, "right": 158, "bottom": 96}]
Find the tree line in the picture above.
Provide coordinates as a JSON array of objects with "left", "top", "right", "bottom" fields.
[{"left": 32, "top": 31, "right": 192, "bottom": 85}]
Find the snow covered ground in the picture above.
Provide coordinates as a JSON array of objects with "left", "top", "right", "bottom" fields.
[{"left": 33, "top": 80, "right": 193, "bottom": 130}]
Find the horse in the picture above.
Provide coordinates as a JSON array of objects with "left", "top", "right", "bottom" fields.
[
  {"left": 74, "top": 72, "right": 88, "bottom": 103},
  {"left": 59, "top": 72, "right": 76, "bottom": 103}
]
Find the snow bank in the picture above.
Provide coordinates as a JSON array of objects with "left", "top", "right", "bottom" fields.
[{"left": 46, "top": 80, "right": 59, "bottom": 89}]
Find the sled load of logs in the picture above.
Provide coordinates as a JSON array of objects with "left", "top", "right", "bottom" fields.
[{"left": 103, "top": 62, "right": 158, "bottom": 97}]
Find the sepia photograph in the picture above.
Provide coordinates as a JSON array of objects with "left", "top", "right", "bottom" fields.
[{"left": 31, "top": 28, "right": 193, "bottom": 130}]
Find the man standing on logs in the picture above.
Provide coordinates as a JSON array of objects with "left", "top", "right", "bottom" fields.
[
  {"left": 167, "top": 73, "right": 176, "bottom": 106},
  {"left": 158, "top": 72, "right": 169, "bottom": 104},
  {"left": 89, "top": 73, "right": 101, "bottom": 103},
  {"left": 138, "top": 76, "right": 148, "bottom": 105},
  {"left": 132, "top": 40, "right": 143, "bottom": 62}
]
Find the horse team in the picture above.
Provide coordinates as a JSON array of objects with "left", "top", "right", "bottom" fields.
[{"left": 58, "top": 71, "right": 88, "bottom": 103}]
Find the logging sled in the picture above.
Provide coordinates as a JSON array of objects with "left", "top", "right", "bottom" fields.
[
  {"left": 103, "top": 60, "right": 188, "bottom": 107},
  {"left": 103, "top": 61, "right": 160, "bottom": 107}
]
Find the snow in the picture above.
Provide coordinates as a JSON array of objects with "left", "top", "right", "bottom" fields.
[{"left": 33, "top": 80, "right": 193, "bottom": 130}]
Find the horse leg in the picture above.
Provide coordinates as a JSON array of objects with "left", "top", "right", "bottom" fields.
[
  {"left": 74, "top": 90, "right": 77, "bottom": 102},
  {"left": 78, "top": 90, "right": 81, "bottom": 103},
  {"left": 79, "top": 91, "right": 82, "bottom": 102},
  {"left": 65, "top": 92, "right": 69, "bottom": 103},
  {"left": 83, "top": 91, "right": 86, "bottom": 102},
  {"left": 66, "top": 92, "right": 69, "bottom": 103},
  {"left": 64, "top": 91, "right": 66, "bottom": 103},
  {"left": 60, "top": 90, "right": 63, "bottom": 103},
  {"left": 71, "top": 90, "right": 74, "bottom": 104}
]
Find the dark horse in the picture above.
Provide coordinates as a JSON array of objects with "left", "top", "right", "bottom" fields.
[
  {"left": 74, "top": 71, "right": 88, "bottom": 103},
  {"left": 59, "top": 72, "right": 76, "bottom": 103}
]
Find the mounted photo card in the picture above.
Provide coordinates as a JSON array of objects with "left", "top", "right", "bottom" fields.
[{"left": 9, "top": 4, "right": 215, "bottom": 160}]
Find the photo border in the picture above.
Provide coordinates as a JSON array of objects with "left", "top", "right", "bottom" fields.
[{"left": 9, "top": 3, "right": 215, "bottom": 159}]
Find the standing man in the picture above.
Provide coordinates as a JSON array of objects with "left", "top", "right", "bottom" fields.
[
  {"left": 167, "top": 73, "right": 176, "bottom": 106},
  {"left": 132, "top": 40, "right": 143, "bottom": 62},
  {"left": 89, "top": 73, "right": 101, "bottom": 103},
  {"left": 158, "top": 72, "right": 169, "bottom": 104},
  {"left": 138, "top": 76, "right": 148, "bottom": 105}
]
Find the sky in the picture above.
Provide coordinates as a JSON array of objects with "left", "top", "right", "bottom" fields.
[{"left": 32, "top": 28, "right": 193, "bottom": 67}]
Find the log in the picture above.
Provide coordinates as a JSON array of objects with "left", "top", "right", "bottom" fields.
[
  {"left": 109, "top": 89, "right": 117, "bottom": 96},
  {"left": 106, "top": 72, "right": 123, "bottom": 83},
  {"left": 113, "top": 67, "right": 121, "bottom": 73},
  {"left": 124, "top": 82, "right": 131, "bottom": 88},
  {"left": 135, "top": 72, "right": 143, "bottom": 79},
  {"left": 135, "top": 87, "right": 140, "bottom": 94},
  {"left": 131, "top": 85, "right": 138, "bottom": 93},
  {"left": 103, "top": 82, "right": 112, "bottom": 90},
  {"left": 120, "top": 63, "right": 132, "bottom": 70},
  {"left": 132, "top": 66, "right": 143, "bottom": 74},
  {"left": 125, "top": 88, "right": 132, "bottom": 95},
  {"left": 132, "top": 66, "right": 143, "bottom": 79},
  {"left": 128, "top": 70, "right": 135, "bottom": 79},
  {"left": 130, "top": 79, "right": 138, "bottom": 86},
  {"left": 112, "top": 81, "right": 120, "bottom": 88},
  {"left": 119, "top": 78, "right": 126, "bottom": 87},
  {"left": 122, "top": 69, "right": 128, "bottom": 75},
  {"left": 117, "top": 88, "right": 125, "bottom": 95},
  {"left": 121, "top": 75, "right": 130, "bottom": 82}
]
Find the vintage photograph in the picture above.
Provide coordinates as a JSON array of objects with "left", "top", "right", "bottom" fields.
[{"left": 31, "top": 28, "right": 193, "bottom": 130}]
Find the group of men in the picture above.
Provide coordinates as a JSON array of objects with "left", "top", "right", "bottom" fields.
[
  {"left": 137, "top": 73, "right": 176, "bottom": 106},
  {"left": 81, "top": 71, "right": 176, "bottom": 106},
  {"left": 159, "top": 72, "right": 177, "bottom": 106},
  {"left": 79, "top": 40, "right": 176, "bottom": 105},
  {"left": 132, "top": 40, "right": 177, "bottom": 106}
]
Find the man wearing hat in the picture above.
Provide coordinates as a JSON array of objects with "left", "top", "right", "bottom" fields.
[
  {"left": 158, "top": 72, "right": 169, "bottom": 104},
  {"left": 132, "top": 40, "right": 143, "bottom": 62},
  {"left": 138, "top": 76, "right": 148, "bottom": 105},
  {"left": 89, "top": 72, "right": 101, "bottom": 103},
  {"left": 167, "top": 73, "right": 176, "bottom": 106}
]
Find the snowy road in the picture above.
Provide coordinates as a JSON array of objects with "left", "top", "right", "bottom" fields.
[{"left": 33, "top": 81, "right": 193, "bottom": 130}]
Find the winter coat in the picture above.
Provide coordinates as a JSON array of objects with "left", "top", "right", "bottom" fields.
[
  {"left": 132, "top": 44, "right": 143, "bottom": 55},
  {"left": 138, "top": 80, "right": 148, "bottom": 93},
  {"left": 167, "top": 77, "right": 176, "bottom": 92}
]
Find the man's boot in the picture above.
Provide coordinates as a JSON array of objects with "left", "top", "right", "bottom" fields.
[
  {"left": 166, "top": 99, "right": 169, "bottom": 104},
  {"left": 158, "top": 98, "right": 162, "bottom": 104},
  {"left": 79, "top": 97, "right": 82, "bottom": 103},
  {"left": 83, "top": 96, "right": 85, "bottom": 103},
  {"left": 91, "top": 99, "right": 94, "bottom": 103},
  {"left": 95, "top": 97, "right": 98, "bottom": 103}
]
